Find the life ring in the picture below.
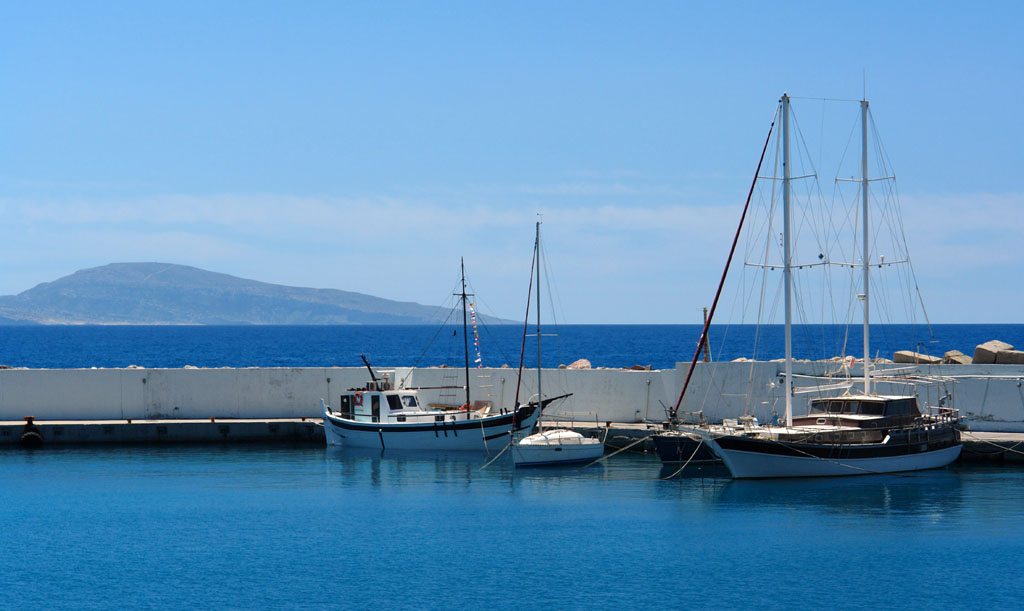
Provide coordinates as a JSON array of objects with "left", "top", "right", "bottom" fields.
[{"left": 354, "top": 392, "right": 363, "bottom": 406}]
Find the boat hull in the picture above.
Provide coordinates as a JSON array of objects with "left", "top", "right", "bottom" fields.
[
  {"left": 512, "top": 435, "right": 605, "bottom": 467},
  {"left": 323, "top": 404, "right": 539, "bottom": 453},
  {"left": 708, "top": 434, "right": 962, "bottom": 479},
  {"left": 652, "top": 432, "right": 722, "bottom": 464}
]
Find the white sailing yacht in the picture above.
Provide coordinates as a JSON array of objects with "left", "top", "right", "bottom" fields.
[
  {"left": 511, "top": 221, "right": 603, "bottom": 467},
  {"left": 670, "top": 93, "right": 962, "bottom": 478}
]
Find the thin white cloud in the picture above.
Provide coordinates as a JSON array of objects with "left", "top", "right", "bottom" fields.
[
  {"left": 898, "top": 192, "right": 1024, "bottom": 274},
  {"left": 0, "top": 190, "right": 1020, "bottom": 322}
]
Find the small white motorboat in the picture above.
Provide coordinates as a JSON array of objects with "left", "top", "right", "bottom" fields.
[{"left": 512, "top": 428, "right": 605, "bottom": 467}]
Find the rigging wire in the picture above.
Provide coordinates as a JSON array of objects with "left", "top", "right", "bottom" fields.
[{"left": 398, "top": 276, "right": 464, "bottom": 387}]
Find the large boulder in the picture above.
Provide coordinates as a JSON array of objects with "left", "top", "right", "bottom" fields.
[
  {"left": 566, "top": 359, "right": 592, "bottom": 370},
  {"left": 995, "top": 350, "right": 1024, "bottom": 365},
  {"left": 942, "top": 350, "right": 973, "bottom": 365},
  {"left": 974, "top": 340, "right": 1015, "bottom": 364},
  {"left": 893, "top": 350, "right": 942, "bottom": 365}
]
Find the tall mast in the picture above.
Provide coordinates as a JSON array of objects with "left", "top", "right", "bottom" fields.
[
  {"left": 535, "top": 221, "right": 542, "bottom": 408},
  {"left": 782, "top": 93, "right": 793, "bottom": 427},
  {"left": 860, "top": 99, "right": 871, "bottom": 395},
  {"left": 460, "top": 257, "right": 471, "bottom": 409}
]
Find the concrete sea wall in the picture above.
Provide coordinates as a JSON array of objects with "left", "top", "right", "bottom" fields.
[{"left": 2, "top": 361, "right": 1023, "bottom": 431}]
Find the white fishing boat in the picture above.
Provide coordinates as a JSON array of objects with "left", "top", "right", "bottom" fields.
[
  {"left": 321, "top": 261, "right": 544, "bottom": 453},
  {"left": 661, "top": 93, "right": 962, "bottom": 478},
  {"left": 510, "top": 221, "right": 602, "bottom": 467},
  {"left": 320, "top": 377, "right": 543, "bottom": 452}
]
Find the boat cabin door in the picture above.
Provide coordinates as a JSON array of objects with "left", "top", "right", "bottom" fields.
[{"left": 371, "top": 394, "right": 380, "bottom": 423}]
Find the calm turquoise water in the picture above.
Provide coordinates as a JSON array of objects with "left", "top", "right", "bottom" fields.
[{"left": 2, "top": 446, "right": 1023, "bottom": 609}]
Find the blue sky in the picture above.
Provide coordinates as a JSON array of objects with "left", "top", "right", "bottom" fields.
[{"left": 1, "top": 1, "right": 1021, "bottom": 323}]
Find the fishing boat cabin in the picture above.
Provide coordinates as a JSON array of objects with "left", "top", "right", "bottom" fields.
[{"left": 333, "top": 374, "right": 498, "bottom": 425}]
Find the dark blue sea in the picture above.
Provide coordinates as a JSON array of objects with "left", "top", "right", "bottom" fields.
[
  {"left": 3, "top": 324, "right": 1024, "bottom": 609},
  {"left": 0, "top": 323, "right": 1022, "bottom": 369},
  {"left": 2, "top": 447, "right": 1023, "bottom": 609}
]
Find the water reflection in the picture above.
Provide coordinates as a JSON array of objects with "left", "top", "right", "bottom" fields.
[
  {"left": 658, "top": 462, "right": 732, "bottom": 481},
  {"left": 322, "top": 446, "right": 646, "bottom": 491},
  {"left": 711, "top": 468, "right": 966, "bottom": 518},
  {"left": 324, "top": 447, "right": 487, "bottom": 488},
  {"left": 322, "top": 447, "right": 1011, "bottom": 525}
]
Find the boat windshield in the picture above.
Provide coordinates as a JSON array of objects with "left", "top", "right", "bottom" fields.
[
  {"left": 884, "top": 398, "right": 919, "bottom": 416},
  {"left": 815, "top": 400, "right": 886, "bottom": 416},
  {"left": 401, "top": 395, "right": 418, "bottom": 409},
  {"left": 861, "top": 401, "right": 885, "bottom": 415}
]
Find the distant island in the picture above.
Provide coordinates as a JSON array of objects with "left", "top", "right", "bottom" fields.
[{"left": 0, "top": 263, "right": 512, "bottom": 325}]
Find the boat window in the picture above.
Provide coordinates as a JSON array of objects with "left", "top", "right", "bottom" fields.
[
  {"left": 886, "top": 399, "right": 913, "bottom": 416},
  {"left": 809, "top": 400, "right": 828, "bottom": 414},
  {"left": 401, "top": 395, "right": 418, "bottom": 408},
  {"left": 861, "top": 401, "right": 884, "bottom": 415},
  {"left": 885, "top": 399, "right": 902, "bottom": 416},
  {"left": 386, "top": 394, "right": 402, "bottom": 411},
  {"left": 841, "top": 401, "right": 860, "bottom": 414},
  {"left": 828, "top": 401, "right": 845, "bottom": 414}
]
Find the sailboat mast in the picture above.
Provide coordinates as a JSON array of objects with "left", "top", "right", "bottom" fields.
[
  {"left": 782, "top": 93, "right": 793, "bottom": 427},
  {"left": 535, "top": 221, "right": 542, "bottom": 408},
  {"left": 461, "top": 257, "right": 471, "bottom": 410},
  {"left": 861, "top": 99, "right": 871, "bottom": 395}
]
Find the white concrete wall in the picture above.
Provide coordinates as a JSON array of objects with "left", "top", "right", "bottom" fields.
[
  {"left": 395, "top": 366, "right": 683, "bottom": 424},
  {"left": 2, "top": 362, "right": 1022, "bottom": 431},
  {"left": 0, "top": 367, "right": 368, "bottom": 421}
]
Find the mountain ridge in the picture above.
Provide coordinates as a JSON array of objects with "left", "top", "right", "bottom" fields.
[{"left": 0, "top": 263, "right": 510, "bottom": 325}]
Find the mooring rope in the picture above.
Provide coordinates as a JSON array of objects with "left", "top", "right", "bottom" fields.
[
  {"left": 659, "top": 437, "right": 706, "bottom": 480},
  {"left": 962, "top": 431, "right": 1024, "bottom": 457},
  {"left": 578, "top": 433, "right": 655, "bottom": 470},
  {"left": 478, "top": 440, "right": 512, "bottom": 470}
]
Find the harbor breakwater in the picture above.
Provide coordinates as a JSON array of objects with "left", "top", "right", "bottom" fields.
[{"left": 2, "top": 361, "right": 1023, "bottom": 431}]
